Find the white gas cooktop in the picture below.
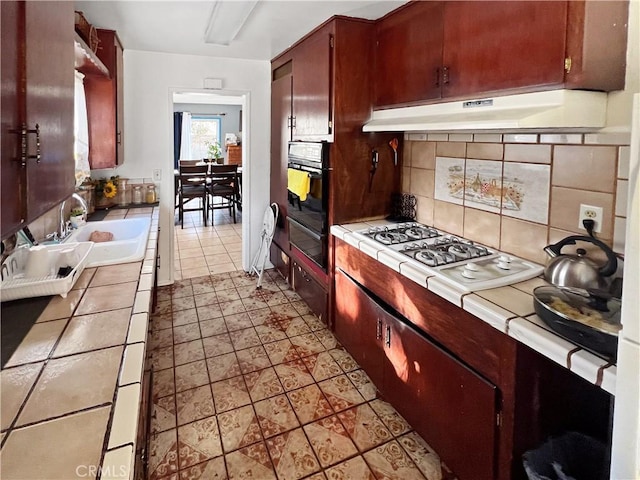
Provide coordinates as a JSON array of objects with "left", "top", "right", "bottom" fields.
[{"left": 354, "top": 222, "right": 543, "bottom": 291}]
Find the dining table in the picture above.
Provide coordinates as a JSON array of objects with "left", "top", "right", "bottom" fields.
[{"left": 174, "top": 163, "right": 242, "bottom": 210}]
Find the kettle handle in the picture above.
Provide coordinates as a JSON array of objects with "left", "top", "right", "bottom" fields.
[{"left": 545, "top": 235, "right": 618, "bottom": 277}]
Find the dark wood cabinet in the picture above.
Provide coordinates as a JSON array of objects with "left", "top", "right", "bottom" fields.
[
  {"left": 1, "top": 1, "right": 75, "bottom": 239},
  {"left": 270, "top": 65, "right": 293, "bottom": 253},
  {"left": 373, "top": 0, "right": 628, "bottom": 108},
  {"left": 269, "top": 242, "right": 290, "bottom": 281},
  {"left": 374, "top": 1, "right": 444, "bottom": 106},
  {"left": 85, "top": 29, "right": 124, "bottom": 169},
  {"left": 441, "top": 1, "right": 568, "bottom": 99},
  {"left": 292, "top": 260, "right": 328, "bottom": 324},
  {"left": 335, "top": 268, "right": 498, "bottom": 480},
  {"left": 291, "top": 29, "right": 333, "bottom": 139}
]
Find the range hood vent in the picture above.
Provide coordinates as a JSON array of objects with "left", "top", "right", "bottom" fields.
[{"left": 363, "top": 90, "right": 608, "bottom": 133}]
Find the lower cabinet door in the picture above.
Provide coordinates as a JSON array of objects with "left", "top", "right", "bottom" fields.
[
  {"left": 383, "top": 315, "right": 498, "bottom": 480},
  {"left": 335, "top": 268, "right": 498, "bottom": 480},
  {"left": 292, "top": 261, "right": 327, "bottom": 324},
  {"left": 333, "top": 270, "right": 385, "bottom": 389}
]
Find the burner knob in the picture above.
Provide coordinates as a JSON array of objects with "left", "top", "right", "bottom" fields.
[
  {"left": 497, "top": 261, "right": 511, "bottom": 270},
  {"left": 499, "top": 255, "right": 512, "bottom": 263},
  {"left": 464, "top": 262, "right": 479, "bottom": 272},
  {"left": 461, "top": 269, "right": 477, "bottom": 279}
]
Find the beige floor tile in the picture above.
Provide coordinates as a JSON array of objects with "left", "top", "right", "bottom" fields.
[
  {"left": 75, "top": 282, "right": 137, "bottom": 315},
  {"left": 244, "top": 367, "right": 285, "bottom": 402},
  {"left": 5, "top": 319, "right": 67, "bottom": 367},
  {"left": 254, "top": 394, "right": 300, "bottom": 438},
  {"left": 17, "top": 346, "right": 123, "bottom": 426},
  {"left": 172, "top": 308, "right": 199, "bottom": 326},
  {"left": 176, "top": 385, "right": 215, "bottom": 426},
  {"left": 363, "top": 440, "right": 427, "bottom": 480},
  {"left": 179, "top": 456, "right": 226, "bottom": 480},
  {"left": 71, "top": 268, "right": 96, "bottom": 291},
  {"left": 369, "top": 399, "right": 412, "bottom": 437},
  {"left": 265, "top": 427, "right": 321, "bottom": 480},
  {"left": 207, "top": 352, "right": 242, "bottom": 383},
  {"left": 202, "top": 244, "right": 228, "bottom": 254},
  {"left": 211, "top": 376, "right": 251, "bottom": 413},
  {"left": 338, "top": 403, "right": 392, "bottom": 452},
  {"left": 174, "top": 360, "right": 210, "bottom": 392},
  {"left": 179, "top": 247, "right": 205, "bottom": 259},
  {"left": 182, "top": 267, "right": 211, "bottom": 279},
  {"left": 210, "top": 263, "right": 238, "bottom": 274},
  {"left": 1, "top": 362, "right": 43, "bottom": 431},
  {"left": 304, "top": 415, "right": 358, "bottom": 468},
  {"left": 203, "top": 333, "right": 234, "bottom": 358},
  {"left": 177, "top": 416, "right": 223, "bottom": 469},
  {"left": 151, "top": 395, "right": 176, "bottom": 434},
  {"left": 181, "top": 256, "right": 207, "bottom": 270},
  {"left": 398, "top": 431, "right": 447, "bottom": 480},
  {"left": 173, "top": 339, "right": 205, "bottom": 366},
  {"left": 53, "top": 308, "right": 131, "bottom": 357},
  {"left": 1, "top": 406, "right": 110, "bottom": 480},
  {"left": 325, "top": 456, "right": 377, "bottom": 480},
  {"left": 218, "top": 404, "right": 263, "bottom": 453},
  {"left": 205, "top": 253, "right": 233, "bottom": 265},
  {"left": 318, "top": 375, "right": 366, "bottom": 413},
  {"left": 287, "top": 384, "right": 334, "bottom": 425},
  {"left": 225, "top": 442, "right": 275, "bottom": 479}
]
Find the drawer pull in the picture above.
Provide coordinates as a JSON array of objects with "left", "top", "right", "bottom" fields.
[
  {"left": 385, "top": 325, "right": 391, "bottom": 347},
  {"left": 376, "top": 319, "right": 382, "bottom": 340}
]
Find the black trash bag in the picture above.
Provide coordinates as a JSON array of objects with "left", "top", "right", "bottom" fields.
[{"left": 522, "top": 432, "right": 608, "bottom": 480}]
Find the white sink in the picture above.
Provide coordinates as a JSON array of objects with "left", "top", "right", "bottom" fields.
[{"left": 65, "top": 217, "right": 151, "bottom": 267}]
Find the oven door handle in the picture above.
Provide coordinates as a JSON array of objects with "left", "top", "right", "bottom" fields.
[{"left": 288, "top": 217, "right": 322, "bottom": 241}]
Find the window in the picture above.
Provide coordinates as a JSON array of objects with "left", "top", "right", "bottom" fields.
[{"left": 190, "top": 116, "right": 221, "bottom": 159}]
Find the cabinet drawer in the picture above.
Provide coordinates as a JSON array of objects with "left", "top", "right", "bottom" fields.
[{"left": 292, "top": 261, "right": 327, "bottom": 323}]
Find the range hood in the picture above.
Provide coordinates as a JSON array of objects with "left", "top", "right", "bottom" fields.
[{"left": 363, "top": 89, "right": 608, "bottom": 133}]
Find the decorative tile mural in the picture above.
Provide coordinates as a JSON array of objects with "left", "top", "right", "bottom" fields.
[
  {"left": 464, "top": 159, "right": 503, "bottom": 213},
  {"left": 434, "top": 157, "right": 465, "bottom": 205},
  {"left": 501, "top": 162, "right": 550, "bottom": 224}
]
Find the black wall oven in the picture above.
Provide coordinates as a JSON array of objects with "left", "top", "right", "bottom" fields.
[{"left": 287, "top": 141, "right": 330, "bottom": 271}]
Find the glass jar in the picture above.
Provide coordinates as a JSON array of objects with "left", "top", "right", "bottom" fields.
[
  {"left": 145, "top": 185, "right": 157, "bottom": 204},
  {"left": 117, "top": 178, "right": 129, "bottom": 206},
  {"left": 132, "top": 185, "right": 143, "bottom": 204}
]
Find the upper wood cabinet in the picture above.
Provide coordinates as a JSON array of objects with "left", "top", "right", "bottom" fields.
[
  {"left": 291, "top": 29, "right": 333, "bottom": 139},
  {"left": 1, "top": 1, "right": 75, "bottom": 239},
  {"left": 84, "top": 29, "right": 124, "bottom": 169},
  {"left": 374, "top": 0, "right": 628, "bottom": 108},
  {"left": 374, "top": 1, "right": 444, "bottom": 106}
]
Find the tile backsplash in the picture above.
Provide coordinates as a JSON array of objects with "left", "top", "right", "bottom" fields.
[{"left": 403, "top": 132, "right": 630, "bottom": 264}]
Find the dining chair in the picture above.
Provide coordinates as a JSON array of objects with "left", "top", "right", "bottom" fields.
[
  {"left": 208, "top": 164, "right": 238, "bottom": 224},
  {"left": 178, "top": 164, "right": 209, "bottom": 228}
]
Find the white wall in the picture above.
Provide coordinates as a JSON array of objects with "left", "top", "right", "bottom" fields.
[{"left": 103, "top": 49, "right": 270, "bottom": 286}]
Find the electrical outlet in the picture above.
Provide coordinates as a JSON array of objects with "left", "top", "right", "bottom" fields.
[
  {"left": 153, "top": 169, "right": 162, "bottom": 181},
  {"left": 578, "top": 204, "right": 603, "bottom": 233}
]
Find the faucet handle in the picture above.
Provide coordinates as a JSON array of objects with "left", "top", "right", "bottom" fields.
[{"left": 45, "top": 232, "right": 59, "bottom": 243}]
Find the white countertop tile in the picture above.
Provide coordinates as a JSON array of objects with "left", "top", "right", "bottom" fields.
[
  {"left": 108, "top": 383, "right": 141, "bottom": 449},
  {"left": 600, "top": 365, "right": 617, "bottom": 394},
  {"left": 330, "top": 225, "right": 350, "bottom": 240},
  {"left": 569, "top": 349, "right": 609, "bottom": 385},
  {"left": 342, "top": 232, "right": 362, "bottom": 249},
  {"left": 476, "top": 286, "right": 536, "bottom": 317},
  {"left": 427, "top": 277, "right": 464, "bottom": 307},
  {"left": 101, "top": 445, "right": 133, "bottom": 480},
  {"left": 508, "top": 317, "right": 576, "bottom": 368},
  {"left": 142, "top": 259, "right": 154, "bottom": 274},
  {"left": 127, "top": 313, "right": 149, "bottom": 344},
  {"left": 119, "top": 343, "right": 145, "bottom": 386},
  {"left": 138, "top": 273, "right": 153, "bottom": 292},
  {"left": 399, "top": 262, "right": 430, "bottom": 288},
  {"left": 133, "top": 290, "right": 151, "bottom": 314},
  {"left": 511, "top": 276, "right": 548, "bottom": 295},
  {"left": 376, "top": 250, "right": 404, "bottom": 272},
  {"left": 359, "top": 241, "right": 383, "bottom": 259},
  {"left": 463, "top": 294, "right": 515, "bottom": 333}
]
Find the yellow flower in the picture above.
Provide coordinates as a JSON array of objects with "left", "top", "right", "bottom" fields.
[{"left": 103, "top": 181, "right": 117, "bottom": 198}]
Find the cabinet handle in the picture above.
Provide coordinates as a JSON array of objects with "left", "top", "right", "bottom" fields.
[
  {"left": 10, "top": 123, "right": 40, "bottom": 166},
  {"left": 385, "top": 325, "right": 391, "bottom": 347},
  {"left": 376, "top": 319, "right": 382, "bottom": 340},
  {"left": 435, "top": 67, "right": 440, "bottom": 87},
  {"left": 442, "top": 66, "right": 450, "bottom": 85}
]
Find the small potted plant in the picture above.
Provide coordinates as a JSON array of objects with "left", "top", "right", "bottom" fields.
[
  {"left": 69, "top": 207, "right": 86, "bottom": 228},
  {"left": 206, "top": 141, "right": 223, "bottom": 164}
]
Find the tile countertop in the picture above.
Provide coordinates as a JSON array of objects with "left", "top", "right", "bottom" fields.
[
  {"left": 331, "top": 222, "right": 617, "bottom": 395},
  {"left": 0, "top": 207, "right": 158, "bottom": 480}
]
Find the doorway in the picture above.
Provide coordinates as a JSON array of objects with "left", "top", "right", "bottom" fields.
[{"left": 171, "top": 90, "right": 247, "bottom": 281}]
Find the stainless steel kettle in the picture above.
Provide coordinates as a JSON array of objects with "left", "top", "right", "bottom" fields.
[{"left": 543, "top": 235, "right": 618, "bottom": 290}]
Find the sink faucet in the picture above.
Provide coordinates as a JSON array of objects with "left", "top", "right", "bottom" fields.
[{"left": 59, "top": 192, "right": 88, "bottom": 240}]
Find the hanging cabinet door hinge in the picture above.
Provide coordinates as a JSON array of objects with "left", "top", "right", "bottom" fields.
[
  {"left": 330, "top": 36, "right": 334, "bottom": 48},
  {"left": 564, "top": 57, "right": 572, "bottom": 74},
  {"left": 496, "top": 411, "right": 502, "bottom": 427}
]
